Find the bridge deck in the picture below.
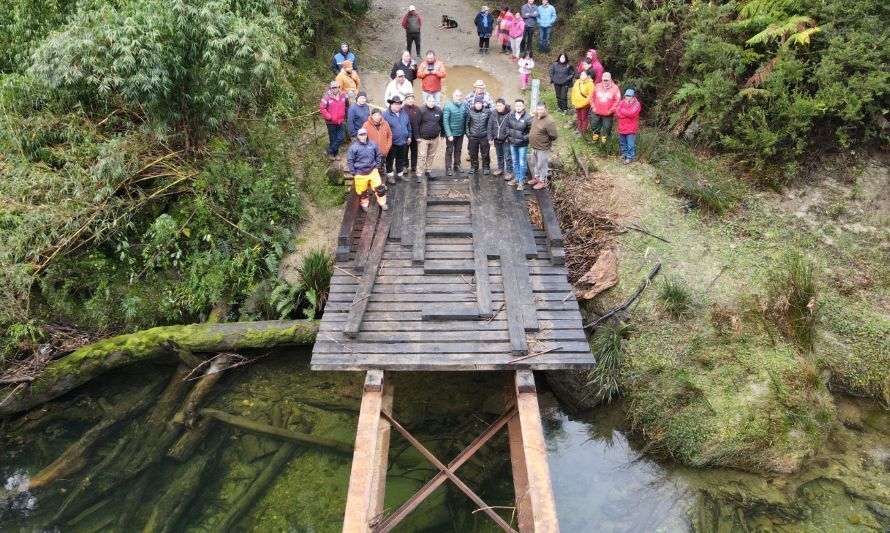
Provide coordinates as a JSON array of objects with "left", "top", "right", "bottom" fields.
[{"left": 311, "top": 171, "right": 595, "bottom": 371}]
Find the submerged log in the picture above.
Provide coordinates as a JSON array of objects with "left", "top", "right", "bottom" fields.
[
  {"left": 0, "top": 319, "right": 319, "bottom": 416},
  {"left": 198, "top": 408, "right": 354, "bottom": 456},
  {"left": 219, "top": 442, "right": 299, "bottom": 531},
  {"left": 21, "top": 380, "right": 161, "bottom": 492},
  {"left": 166, "top": 354, "right": 232, "bottom": 462}
]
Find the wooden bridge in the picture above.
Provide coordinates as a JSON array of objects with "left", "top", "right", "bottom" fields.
[{"left": 311, "top": 170, "right": 595, "bottom": 531}]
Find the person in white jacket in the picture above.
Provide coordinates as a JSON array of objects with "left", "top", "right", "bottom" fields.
[{"left": 385, "top": 71, "right": 415, "bottom": 103}]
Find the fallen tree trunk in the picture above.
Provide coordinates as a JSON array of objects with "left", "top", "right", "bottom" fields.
[{"left": 0, "top": 320, "right": 319, "bottom": 417}]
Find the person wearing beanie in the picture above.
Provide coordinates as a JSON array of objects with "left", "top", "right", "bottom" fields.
[
  {"left": 528, "top": 101, "right": 558, "bottom": 189},
  {"left": 347, "top": 91, "right": 370, "bottom": 138},
  {"left": 590, "top": 71, "right": 621, "bottom": 144},
  {"left": 570, "top": 70, "right": 594, "bottom": 134},
  {"left": 331, "top": 41, "right": 357, "bottom": 76},
  {"left": 465, "top": 96, "right": 492, "bottom": 174},
  {"left": 335, "top": 60, "right": 361, "bottom": 101},
  {"left": 616, "top": 88, "right": 641, "bottom": 164},
  {"left": 347, "top": 128, "right": 388, "bottom": 211},
  {"left": 385, "top": 70, "right": 414, "bottom": 103},
  {"left": 401, "top": 5, "right": 423, "bottom": 58},
  {"left": 320, "top": 81, "right": 348, "bottom": 160},
  {"left": 363, "top": 109, "right": 393, "bottom": 177},
  {"left": 488, "top": 98, "right": 514, "bottom": 178}
]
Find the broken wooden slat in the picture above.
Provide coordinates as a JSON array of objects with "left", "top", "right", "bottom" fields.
[
  {"left": 422, "top": 261, "right": 475, "bottom": 275},
  {"left": 420, "top": 303, "right": 480, "bottom": 321},
  {"left": 468, "top": 172, "right": 492, "bottom": 318},
  {"left": 532, "top": 188, "right": 564, "bottom": 247},
  {"left": 344, "top": 206, "right": 393, "bottom": 338},
  {"left": 426, "top": 225, "right": 473, "bottom": 237},
  {"left": 355, "top": 204, "right": 380, "bottom": 271},
  {"left": 337, "top": 190, "right": 359, "bottom": 262},
  {"left": 412, "top": 178, "right": 428, "bottom": 265}
]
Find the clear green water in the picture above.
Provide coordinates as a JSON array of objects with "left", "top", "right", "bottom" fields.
[{"left": 1, "top": 353, "right": 888, "bottom": 532}]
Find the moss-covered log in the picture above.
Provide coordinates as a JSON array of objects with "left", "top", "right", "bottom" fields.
[{"left": 0, "top": 320, "right": 319, "bottom": 417}]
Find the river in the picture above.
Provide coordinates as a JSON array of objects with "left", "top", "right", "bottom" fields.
[{"left": 1, "top": 353, "right": 888, "bottom": 531}]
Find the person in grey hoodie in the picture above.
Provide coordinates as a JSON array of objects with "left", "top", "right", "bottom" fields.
[
  {"left": 488, "top": 98, "right": 514, "bottom": 178},
  {"left": 520, "top": 0, "right": 538, "bottom": 54}
]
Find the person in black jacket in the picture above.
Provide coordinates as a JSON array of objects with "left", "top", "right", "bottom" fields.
[
  {"left": 403, "top": 93, "right": 422, "bottom": 176},
  {"left": 474, "top": 6, "right": 495, "bottom": 54},
  {"left": 390, "top": 50, "right": 418, "bottom": 83},
  {"left": 505, "top": 99, "right": 532, "bottom": 190},
  {"left": 549, "top": 52, "right": 575, "bottom": 114},
  {"left": 488, "top": 98, "right": 514, "bottom": 178},
  {"left": 465, "top": 96, "right": 492, "bottom": 174},
  {"left": 416, "top": 94, "right": 443, "bottom": 180}
]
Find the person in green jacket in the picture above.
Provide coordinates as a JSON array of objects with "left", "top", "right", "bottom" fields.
[{"left": 443, "top": 90, "right": 468, "bottom": 176}]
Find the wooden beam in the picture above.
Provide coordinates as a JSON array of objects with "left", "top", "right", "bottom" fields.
[
  {"left": 388, "top": 181, "right": 405, "bottom": 243},
  {"left": 505, "top": 375, "right": 534, "bottom": 532},
  {"left": 355, "top": 203, "right": 380, "bottom": 271},
  {"left": 514, "top": 370, "right": 560, "bottom": 532},
  {"left": 344, "top": 206, "right": 394, "bottom": 338},
  {"left": 401, "top": 177, "right": 416, "bottom": 247},
  {"left": 337, "top": 190, "right": 359, "bottom": 262},
  {"left": 368, "top": 379, "right": 394, "bottom": 528},
  {"left": 532, "top": 189, "right": 564, "bottom": 247},
  {"left": 343, "top": 370, "right": 386, "bottom": 533},
  {"left": 469, "top": 172, "right": 493, "bottom": 318},
  {"left": 411, "top": 178, "right": 428, "bottom": 264}
]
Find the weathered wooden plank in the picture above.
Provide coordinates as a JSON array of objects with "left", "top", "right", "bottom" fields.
[
  {"left": 354, "top": 203, "right": 380, "bottom": 271},
  {"left": 342, "top": 370, "right": 385, "bottom": 532},
  {"left": 310, "top": 353, "right": 596, "bottom": 371},
  {"left": 505, "top": 376, "right": 534, "bottom": 533},
  {"left": 497, "top": 254, "right": 529, "bottom": 356},
  {"left": 389, "top": 180, "right": 405, "bottom": 243},
  {"left": 422, "top": 261, "right": 475, "bottom": 275},
  {"left": 337, "top": 190, "right": 359, "bottom": 249},
  {"left": 514, "top": 370, "right": 560, "bottom": 532},
  {"left": 401, "top": 176, "right": 416, "bottom": 247},
  {"left": 468, "top": 172, "right": 492, "bottom": 318},
  {"left": 343, "top": 206, "right": 394, "bottom": 338},
  {"left": 411, "top": 178, "right": 427, "bottom": 264},
  {"left": 511, "top": 188, "right": 539, "bottom": 259},
  {"left": 420, "top": 302, "right": 480, "bottom": 321},
  {"left": 533, "top": 188, "right": 564, "bottom": 247},
  {"left": 317, "top": 329, "right": 587, "bottom": 343},
  {"left": 427, "top": 198, "right": 470, "bottom": 206},
  {"left": 318, "top": 319, "right": 584, "bottom": 332},
  {"left": 426, "top": 225, "right": 473, "bottom": 237},
  {"left": 549, "top": 246, "right": 566, "bottom": 267},
  {"left": 327, "top": 291, "right": 576, "bottom": 303}
]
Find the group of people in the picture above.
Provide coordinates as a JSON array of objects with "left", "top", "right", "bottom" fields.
[{"left": 487, "top": 0, "right": 557, "bottom": 56}]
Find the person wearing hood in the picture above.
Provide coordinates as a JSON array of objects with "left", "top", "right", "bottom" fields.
[
  {"left": 320, "top": 81, "right": 348, "bottom": 160},
  {"left": 382, "top": 95, "right": 412, "bottom": 179},
  {"left": 507, "top": 11, "right": 525, "bottom": 61},
  {"left": 488, "top": 98, "right": 514, "bottom": 178},
  {"left": 474, "top": 6, "right": 495, "bottom": 55},
  {"left": 497, "top": 7, "right": 513, "bottom": 54},
  {"left": 549, "top": 51, "right": 575, "bottom": 114},
  {"left": 577, "top": 49, "right": 604, "bottom": 84},
  {"left": 401, "top": 5, "right": 423, "bottom": 58},
  {"left": 390, "top": 51, "right": 418, "bottom": 83},
  {"left": 363, "top": 109, "right": 392, "bottom": 175},
  {"left": 465, "top": 96, "right": 492, "bottom": 174},
  {"left": 505, "top": 99, "right": 532, "bottom": 191},
  {"left": 616, "top": 89, "right": 641, "bottom": 164},
  {"left": 347, "top": 128, "right": 387, "bottom": 212},
  {"left": 570, "top": 70, "right": 594, "bottom": 134},
  {"left": 590, "top": 71, "right": 621, "bottom": 144},
  {"left": 385, "top": 70, "right": 414, "bottom": 103},
  {"left": 335, "top": 60, "right": 361, "bottom": 101},
  {"left": 347, "top": 91, "right": 370, "bottom": 138},
  {"left": 537, "top": 0, "right": 557, "bottom": 53},
  {"left": 332, "top": 42, "right": 356, "bottom": 76},
  {"left": 443, "top": 90, "right": 468, "bottom": 176}
]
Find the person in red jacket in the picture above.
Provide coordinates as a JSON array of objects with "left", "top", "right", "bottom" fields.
[
  {"left": 320, "top": 81, "right": 349, "bottom": 160},
  {"left": 616, "top": 89, "right": 641, "bottom": 164},
  {"left": 416, "top": 50, "right": 447, "bottom": 107},
  {"left": 589, "top": 72, "right": 621, "bottom": 144},
  {"left": 401, "top": 6, "right": 423, "bottom": 58}
]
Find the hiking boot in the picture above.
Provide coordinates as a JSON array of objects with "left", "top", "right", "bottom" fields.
[
  {"left": 470, "top": 167, "right": 478, "bottom": 175},
  {"left": 533, "top": 181, "right": 548, "bottom": 189},
  {"left": 482, "top": 168, "right": 490, "bottom": 175},
  {"left": 528, "top": 178, "right": 540, "bottom": 186},
  {"left": 387, "top": 174, "right": 396, "bottom": 185},
  {"left": 381, "top": 203, "right": 389, "bottom": 211},
  {"left": 492, "top": 169, "right": 503, "bottom": 176},
  {"left": 504, "top": 173, "right": 514, "bottom": 181},
  {"left": 446, "top": 168, "right": 453, "bottom": 176},
  {"left": 386, "top": 171, "right": 394, "bottom": 178},
  {"left": 516, "top": 182, "right": 525, "bottom": 191},
  {"left": 454, "top": 165, "right": 464, "bottom": 174},
  {"left": 507, "top": 178, "right": 518, "bottom": 185},
  {"left": 591, "top": 133, "right": 599, "bottom": 143},
  {"left": 425, "top": 171, "right": 433, "bottom": 179},
  {"left": 361, "top": 204, "right": 369, "bottom": 212}
]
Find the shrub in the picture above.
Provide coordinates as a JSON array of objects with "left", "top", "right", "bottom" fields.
[
  {"left": 658, "top": 276, "right": 695, "bottom": 318},
  {"left": 765, "top": 251, "right": 818, "bottom": 351}
]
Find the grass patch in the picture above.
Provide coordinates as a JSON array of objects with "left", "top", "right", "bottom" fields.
[
  {"left": 299, "top": 247, "right": 334, "bottom": 317},
  {"left": 765, "top": 251, "right": 819, "bottom": 352},
  {"left": 585, "top": 321, "right": 628, "bottom": 403},
  {"left": 658, "top": 276, "right": 695, "bottom": 318}
]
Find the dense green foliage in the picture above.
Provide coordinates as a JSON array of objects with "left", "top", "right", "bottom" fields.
[
  {"left": 0, "top": 0, "right": 368, "bottom": 359},
  {"left": 570, "top": 0, "right": 890, "bottom": 179}
]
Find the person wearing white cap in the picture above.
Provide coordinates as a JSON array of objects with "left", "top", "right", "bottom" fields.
[
  {"left": 347, "top": 128, "right": 388, "bottom": 211},
  {"left": 319, "top": 81, "right": 348, "bottom": 160},
  {"left": 385, "top": 70, "right": 415, "bottom": 103},
  {"left": 474, "top": 5, "right": 495, "bottom": 54},
  {"left": 463, "top": 80, "right": 494, "bottom": 109},
  {"left": 401, "top": 5, "right": 423, "bottom": 58}
]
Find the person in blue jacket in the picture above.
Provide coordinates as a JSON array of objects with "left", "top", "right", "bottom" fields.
[
  {"left": 331, "top": 42, "right": 356, "bottom": 76},
  {"left": 474, "top": 6, "right": 495, "bottom": 55},
  {"left": 382, "top": 95, "right": 413, "bottom": 179},
  {"left": 347, "top": 91, "right": 370, "bottom": 138},
  {"left": 536, "top": 0, "right": 557, "bottom": 53}
]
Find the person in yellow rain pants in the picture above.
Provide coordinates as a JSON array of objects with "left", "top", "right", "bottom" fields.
[{"left": 347, "top": 128, "right": 388, "bottom": 212}]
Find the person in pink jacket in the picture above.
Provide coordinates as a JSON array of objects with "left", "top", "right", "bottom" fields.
[
  {"left": 589, "top": 72, "right": 621, "bottom": 144},
  {"left": 577, "top": 49, "right": 604, "bottom": 84},
  {"left": 616, "top": 88, "right": 641, "bottom": 164},
  {"left": 508, "top": 14, "right": 525, "bottom": 61}
]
